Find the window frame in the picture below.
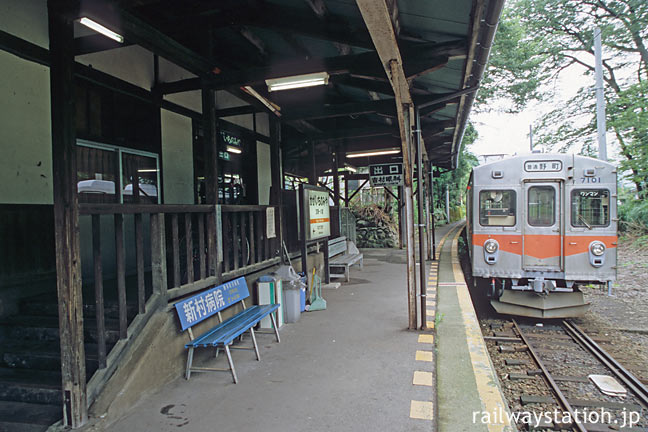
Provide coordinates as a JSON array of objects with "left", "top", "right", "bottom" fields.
[
  {"left": 478, "top": 189, "right": 517, "bottom": 227},
  {"left": 77, "top": 139, "right": 161, "bottom": 204},
  {"left": 527, "top": 185, "right": 556, "bottom": 227},
  {"left": 570, "top": 188, "right": 611, "bottom": 228}
]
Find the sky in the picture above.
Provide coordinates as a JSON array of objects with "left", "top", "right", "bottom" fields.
[{"left": 468, "top": 59, "right": 620, "bottom": 164}]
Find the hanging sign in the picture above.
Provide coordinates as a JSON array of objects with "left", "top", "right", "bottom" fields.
[
  {"left": 369, "top": 163, "right": 403, "bottom": 186},
  {"left": 266, "top": 207, "right": 276, "bottom": 239}
]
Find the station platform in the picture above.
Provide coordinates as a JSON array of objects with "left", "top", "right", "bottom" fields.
[{"left": 83, "top": 223, "right": 511, "bottom": 432}]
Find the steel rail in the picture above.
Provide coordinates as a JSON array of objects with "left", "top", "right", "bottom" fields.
[
  {"left": 512, "top": 319, "right": 587, "bottom": 432},
  {"left": 563, "top": 319, "right": 648, "bottom": 409}
]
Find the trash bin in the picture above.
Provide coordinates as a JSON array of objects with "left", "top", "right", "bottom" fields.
[
  {"left": 283, "top": 286, "right": 301, "bottom": 323},
  {"left": 257, "top": 275, "right": 283, "bottom": 328}
]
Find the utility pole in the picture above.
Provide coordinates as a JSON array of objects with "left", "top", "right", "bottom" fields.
[
  {"left": 594, "top": 27, "right": 608, "bottom": 161},
  {"left": 529, "top": 125, "right": 534, "bottom": 152}
]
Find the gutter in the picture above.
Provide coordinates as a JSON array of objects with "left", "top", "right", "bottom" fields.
[{"left": 451, "top": 0, "right": 506, "bottom": 169}]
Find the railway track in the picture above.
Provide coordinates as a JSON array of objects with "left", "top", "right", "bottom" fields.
[{"left": 484, "top": 319, "right": 648, "bottom": 431}]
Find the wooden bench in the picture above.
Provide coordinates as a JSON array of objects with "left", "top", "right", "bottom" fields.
[
  {"left": 174, "top": 276, "right": 280, "bottom": 383},
  {"left": 328, "top": 236, "right": 364, "bottom": 282}
]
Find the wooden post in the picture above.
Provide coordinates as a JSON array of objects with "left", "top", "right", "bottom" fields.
[
  {"left": 344, "top": 172, "right": 350, "bottom": 207},
  {"left": 270, "top": 117, "right": 283, "bottom": 260},
  {"left": 333, "top": 146, "right": 340, "bottom": 207},
  {"left": 202, "top": 83, "right": 222, "bottom": 281},
  {"left": 48, "top": 1, "right": 88, "bottom": 426},
  {"left": 150, "top": 213, "right": 168, "bottom": 297}
]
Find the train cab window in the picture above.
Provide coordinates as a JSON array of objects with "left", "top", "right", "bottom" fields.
[
  {"left": 528, "top": 186, "right": 555, "bottom": 226},
  {"left": 479, "top": 190, "right": 516, "bottom": 226},
  {"left": 571, "top": 189, "right": 610, "bottom": 227}
]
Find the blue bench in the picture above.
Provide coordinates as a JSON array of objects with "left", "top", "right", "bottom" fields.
[{"left": 174, "top": 277, "right": 280, "bottom": 383}]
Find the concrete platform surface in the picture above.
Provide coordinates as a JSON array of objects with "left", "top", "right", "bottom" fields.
[{"left": 93, "top": 243, "right": 441, "bottom": 431}]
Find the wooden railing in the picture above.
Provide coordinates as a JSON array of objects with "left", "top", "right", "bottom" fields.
[
  {"left": 78, "top": 203, "right": 280, "bottom": 372},
  {"left": 221, "top": 205, "right": 281, "bottom": 276}
]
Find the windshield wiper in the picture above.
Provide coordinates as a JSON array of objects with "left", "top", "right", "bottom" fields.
[{"left": 578, "top": 214, "right": 592, "bottom": 230}]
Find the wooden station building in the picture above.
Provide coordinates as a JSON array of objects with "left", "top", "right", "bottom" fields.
[{"left": 0, "top": 0, "right": 503, "bottom": 429}]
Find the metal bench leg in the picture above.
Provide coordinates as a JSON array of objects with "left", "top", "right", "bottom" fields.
[
  {"left": 345, "top": 265, "right": 350, "bottom": 282},
  {"left": 185, "top": 347, "right": 194, "bottom": 380},
  {"left": 270, "top": 312, "right": 281, "bottom": 343},
  {"left": 360, "top": 258, "right": 363, "bottom": 270},
  {"left": 249, "top": 327, "right": 261, "bottom": 361},
  {"left": 224, "top": 345, "right": 238, "bottom": 384},
  {"left": 214, "top": 347, "right": 220, "bottom": 358}
]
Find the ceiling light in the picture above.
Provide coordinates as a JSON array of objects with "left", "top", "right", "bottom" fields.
[
  {"left": 346, "top": 148, "right": 401, "bottom": 158},
  {"left": 344, "top": 164, "right": 357, "bottom": 173},
  {"left": 79, "top": 17, "right": 124, "bottom": 43},
  {"left": 241, "top": 86, "right": 281, "bottom": 116},
  {"left": 137, "top": 169, "right": 159, "bottom": 173},
  {"left": 226, "top": 145, "right": 242, "bottom": 154},
  {"left": 266, "top": 72, "right": 329, "bottom": 92}
]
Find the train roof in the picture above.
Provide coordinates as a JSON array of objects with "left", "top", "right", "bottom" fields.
[{"left": 472, "top": 154, "right": 615, "bottom": 174}]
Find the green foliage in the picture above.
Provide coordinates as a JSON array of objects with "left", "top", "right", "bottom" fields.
[
  {"left": 480, "top": 0, "right": 648, "bottom": 224},
  {"left": 432, "top": 123, "right": 478, "bottom": 222}
]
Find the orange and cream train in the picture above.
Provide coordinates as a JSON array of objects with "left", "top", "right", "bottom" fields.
[{"left": 466, "top": 154, "right": 617, "bottom": 318}]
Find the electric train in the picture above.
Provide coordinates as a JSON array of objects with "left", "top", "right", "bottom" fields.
[{"left": 466, "top": 154, "right": 617, "bottom": 318}]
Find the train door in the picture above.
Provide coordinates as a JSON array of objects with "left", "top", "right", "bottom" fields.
[{"left": 522, "top": 182, "right": 562, "bottom": 270}]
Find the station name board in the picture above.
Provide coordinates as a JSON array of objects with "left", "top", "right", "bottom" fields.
[{"left": 307, "top": 189, "right": 330, "bottom": 240}]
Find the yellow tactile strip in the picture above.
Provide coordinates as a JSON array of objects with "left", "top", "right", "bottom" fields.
[{"left": 409, "top": 226, "right": 448, "bottom": 423}]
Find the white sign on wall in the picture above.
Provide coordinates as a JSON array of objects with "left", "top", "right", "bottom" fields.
[
  {"left": 307, "top": 189, "right": 330, "bottom": 240},
  {"left": 266, "top": 207, "right": 276, "bottom": 239},
  {"left": 369, "top": 163, "right": 403, "bottom": 186}
]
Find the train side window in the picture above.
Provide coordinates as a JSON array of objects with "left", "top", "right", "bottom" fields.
[
  {"left": 528, "top": 186, "right": 555, "bottom": 226},
  {"left": 479, "top": 190, "right": 516, "bottom": 226},
  {"left": 571, "top": 189, "right": 610, "bottom": 227}
]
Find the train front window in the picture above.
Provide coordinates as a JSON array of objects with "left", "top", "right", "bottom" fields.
[
  {"left": 571, "top": 189, "right": 610, "bottom": 227},
  {"left": 528, "top": 186, "right": 555, "bottom": 226},
  {"left": 479, "top": 190, "right": 516, "bottom": 226}
]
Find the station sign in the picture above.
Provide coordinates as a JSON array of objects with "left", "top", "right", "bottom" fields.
[
  {"left": 369, "top": 163, "right": 403, "bottom": 187},
  {"left": 306, "top": 188, "right": 330, "bottom": 240},
  {"left": 524, "top": 160, "right": 562, "bottom": 172}
]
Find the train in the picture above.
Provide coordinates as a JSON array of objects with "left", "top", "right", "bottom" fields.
[{"left": 466, "top": 154, "right": 617, "bottom": 318}]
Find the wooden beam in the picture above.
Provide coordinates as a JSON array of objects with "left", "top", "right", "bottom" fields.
[
  {"left": 281, "top": 98, "right": 396, "bottom": 121},
  {"left": 48, "top": 1, "right": 88, "bottom": 427},
  {"left": 356, "top": 0, "right": 417, "bottom": 330},
  {"left": 80, "top": 1, "right": 214, "bottom": 76},
  {"left": 74, "top": 33, "right": 132, "bottom": 55},
  {"left": 310, "top": 125, "right": 396, "bottom": 141}
]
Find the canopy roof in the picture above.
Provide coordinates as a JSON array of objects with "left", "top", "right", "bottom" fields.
[{"left": 78, "top": 0, "right": 504, "bottom": 174}]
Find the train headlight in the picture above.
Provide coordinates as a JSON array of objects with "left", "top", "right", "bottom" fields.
[
  {"left": 590, "top": 241, "right": 605, "bottom": 256},
  {"left": 484, "top": 240, "right": 499, "bottom": 254}
]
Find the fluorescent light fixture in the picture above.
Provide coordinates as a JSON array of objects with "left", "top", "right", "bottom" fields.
[
  {"left": 226, "top": 145, "right": 242, "bottom": 154},
  {"left": 79, "top": 17, "right": 124, "bottom": 43},
  {"left": 266, "top": 72, "right": 329, "bottom": 92},
  {"left": 137, "top": 169, "right": 159, "bottom": 173},
  {"left": 241, "top": 86, "right": 281, "bottom": 116},
  {"left": 346, "top": 148, "right": 401, "bottom": 158},
  {"left": 344, "top": 164, "right": 358, "bottom": 173}
]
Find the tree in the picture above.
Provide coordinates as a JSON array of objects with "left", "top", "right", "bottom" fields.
[
  {"left": 432, "top": 123, "right": 479, "bottom": 221},
  {"left": 479, "top": 0, "right": 648, "bottom": 194}
]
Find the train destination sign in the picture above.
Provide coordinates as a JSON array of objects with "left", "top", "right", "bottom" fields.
[
  {"left": 524, "top": 160, "right": 562, "bottom": 172},
  {"left": 369, "top": 163, "right": 403, "bottom": 187}
]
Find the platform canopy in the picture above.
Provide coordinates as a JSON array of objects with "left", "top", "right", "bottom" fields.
[{"left": 74, "top": 0, "right": 503, "bottom": 174}]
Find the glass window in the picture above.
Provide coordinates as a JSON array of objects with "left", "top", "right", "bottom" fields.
[
  {"left": 479, "top": 190, "right": 516, "bottom": 226},
  {"left": 77, "top": 141, "right": 160, "bottom": 204},
  {"left": 528, "top": 186, "right": 555, "bottom": 226},
  {"left": 571, "top": 189, "right": 610, "bottom": 227},
  {"left": 77, "top": 145, "right": 117, "bottom": 203}
]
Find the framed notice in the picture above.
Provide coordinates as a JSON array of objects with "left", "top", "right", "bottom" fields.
[{"left": 369, "top": 163, "right": 403, "bottom": 187}]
